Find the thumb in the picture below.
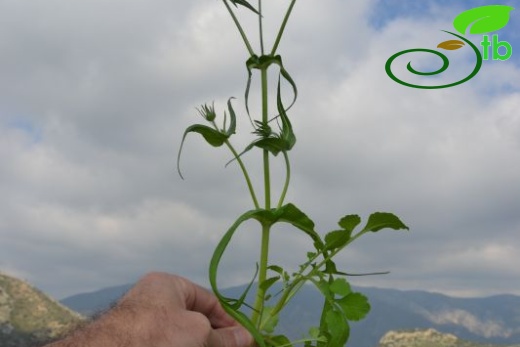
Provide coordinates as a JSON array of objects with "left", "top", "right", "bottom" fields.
[{"left": 208, "top": 326, "right": 254, "bottom": 347}]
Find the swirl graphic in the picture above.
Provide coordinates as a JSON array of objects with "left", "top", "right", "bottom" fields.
[{"left": 385, "top": 31, "right": 483, "bottom": 89}]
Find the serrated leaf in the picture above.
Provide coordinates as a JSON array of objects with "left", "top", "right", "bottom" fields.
[
  {"left": 337, "top": 292, "right": 371, "bottom": 321},
  {"left": 437, "top": 39, "right": 465, "bottom": 50},
  {"left": 272, "top": 203, "right": 324, "bottom": 249},
  {"left": 338, "top": 214, "right": 361, "bottom": 233},
  {"left": 453, "top": 5, "right": 514, "bottom": 35},
  {"left": 324, "top": 229, "right": 352, "bottom": 251},
  {"left": 361, "top": 212, "right": 409, "bottom": 233},
  {"left": 329, "top": 278, "right": 351, "bottom": 296}
]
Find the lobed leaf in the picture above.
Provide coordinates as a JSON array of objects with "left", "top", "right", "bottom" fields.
[
  {"left": 361, "top": 212, "right": 409, "bottom": 233},
  {"left": 336, "top": 292, "right": 371, "bottom": 321},
  {"left": 329, "top": 278, "right": 351, "bottom": 297},
  {"left": 338, "top": 214, "right": 361, "bottom": 232},
  {"left": 324, "top": 230, "right": 352, "bottom": 251}
]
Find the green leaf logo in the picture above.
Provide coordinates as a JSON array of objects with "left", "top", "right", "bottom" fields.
[{"left": 453, "top": 5, "right": 514, "bottom": 35}]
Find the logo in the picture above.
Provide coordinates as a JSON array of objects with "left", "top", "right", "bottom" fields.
[{"left": 385, "top": 5, "right": 514, "bottom": 89}]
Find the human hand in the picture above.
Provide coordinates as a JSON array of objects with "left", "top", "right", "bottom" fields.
[{"left": 46, "top": 272, "right": 254, "bottom": 347}]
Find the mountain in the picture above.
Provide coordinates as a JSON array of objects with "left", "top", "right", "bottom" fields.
[
  {"left": 378, "top": 328, "right": 520, "bottom": 347},
  {"left": 61, "top": 282, "right": 520, "bottom": 347},
  {"left": 0, "top": 273, "right": 84, "bottom": 347}
]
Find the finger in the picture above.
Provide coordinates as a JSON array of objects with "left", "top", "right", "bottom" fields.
[
  {"left": 183, "top": 280, "right": 238, "bottom": 328},
  {"left": 207, "top": 326, "right": 254, "bottom": 347}
]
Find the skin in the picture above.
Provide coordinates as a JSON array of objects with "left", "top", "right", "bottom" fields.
[{"left": 45, "top": 272, "right": 254, "bottom": 347}]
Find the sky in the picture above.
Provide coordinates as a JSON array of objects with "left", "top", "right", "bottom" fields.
[{"left": 1, "top": 0, "right": 519, "bottom": 300}]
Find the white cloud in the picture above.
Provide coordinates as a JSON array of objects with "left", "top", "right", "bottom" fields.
[{"left": 0, "top": 0, "right": 519, "bottom": 300}]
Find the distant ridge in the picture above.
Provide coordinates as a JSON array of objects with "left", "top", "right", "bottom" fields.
[
  {"left": 61, "top": 282, "right": 520, "bottom": 347},
  {"left": 378, "top": 328, "right": 520, "bottom": 347},
  {"left": 0, "top": 273, "right": 84, "bottom": 347}
]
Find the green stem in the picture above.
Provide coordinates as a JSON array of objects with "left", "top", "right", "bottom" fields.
[
  {"left": 270, "top": 0, "right": 297, "bottom": 55},
  {"left": 252, "top": 67, "right": 271, "bottom": 327},
  {"left": 222, "top": 0, "right": 255, "bottom": 56},
  {"left": 251, "top": 222, "right": 271, "bottom": 326},
  {"left": 258, "top": 0, "right": 265, "bottom": 54},
  {"left": 261, "top": 68, "right": 271, "bottom": 210},
  {"left": 224, "top": 140, "right": 260, "bottom": 209},
  {"left": 277, "top": 151, "right": 291, "bottom": 208},
  {"left": 269, "top": 230, "right": 368, "bottom": 319}
]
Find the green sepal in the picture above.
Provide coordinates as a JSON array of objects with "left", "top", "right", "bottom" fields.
[{"left": 361, "top": 212, "right": 409, "bottom": 232}]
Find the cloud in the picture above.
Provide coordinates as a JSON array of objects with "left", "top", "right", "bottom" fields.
[{"left": 1, "top": 0, "right": 519, "bottom": 300}]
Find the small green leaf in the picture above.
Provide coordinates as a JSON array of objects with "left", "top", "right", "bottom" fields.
[
  {"left": 260, "top": 306, "right": 279, "bottom": 334},
  {"left": 324, "top": 230, "right": 352, "bottom": 251},
  {"left": 260, "top": 276, "right": 280, "bottom": 293},
  {"left": 337, "top": 292, "right": 371, "bottom": 321},
  {"left": 361, "top": 212, "right": 409, "bottom": 233},
  {"left": 266, "top": 334, "right": 291, "bottom": 347},
  {"left": 338, "top": 215, "right": 361, "bottom": 232},
  {"left": 329, "top": 278, "right": 351, "bottom": 297},
  {"left": 437, "top": 39, "right": 465, "bottom": 50},
  {"left": 453, "top": 5, "right": 514, "bottom": 35}
]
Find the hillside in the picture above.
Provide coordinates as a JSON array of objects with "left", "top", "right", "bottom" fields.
[
  {"left": 378, "top": 328, "right": 520, "bottom": 347},
  {"left": 61, "top": 282, "right": 520, "bottom": 347},
  {"left": 0, "top": 273, "right": 84, "bottom": 347}
]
